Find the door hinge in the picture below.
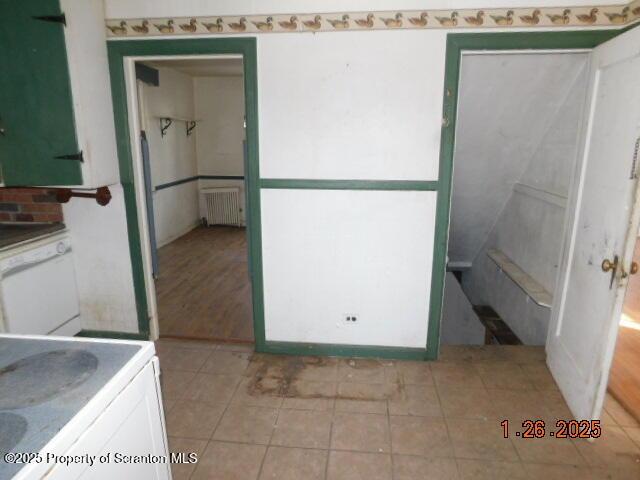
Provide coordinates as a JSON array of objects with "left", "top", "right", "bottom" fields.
[
  {"left": 54, "top": 151, "right": 83, "bottom": 163},
  {"left": 32, "top": 14, "right": 67, "bottom": 26}
]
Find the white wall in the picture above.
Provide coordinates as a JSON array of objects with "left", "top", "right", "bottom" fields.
[
  {"left": 105, "top": 0, "right": 621, "bottom": 18},
  {"left": 259, "top": 31, "right": 444, "bottom": 181},
  {"left": 461, "top": 55, "right": 589, "bottom": 344},
  {"left": 143, "top": 66, "right": 200, "bottom": 246},
  {"left": 194, "top": 76, "right": 247, "bottom": 224},
  {"left": 101, "top": 0, "right": 611, "bottom": 347},
  {"left": 261, "top": 189, "right": 435, "bottom": 348},
  {"left": 441, "top": 273, "right": 485, "bottom": 345},
  {"left": 448, "top": 53, "right": 589, "bottom": 265},
  {"left": 63, "top": 185, "right": 139, "bottom": 333},
  {"left": 194, "top": 76, "right": 245, "bottom": 176},
  {"left": 256, "top": 31, "right": 444, "bottom": 348}
]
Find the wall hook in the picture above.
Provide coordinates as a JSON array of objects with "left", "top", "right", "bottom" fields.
[
  {"left": 186, "top": 121, "right": 197, "bottom": 136},
  {"left": 160, "top": 118, "right": 172, "bottom": 137}
]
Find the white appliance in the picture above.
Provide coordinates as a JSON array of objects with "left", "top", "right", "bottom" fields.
[
  {"left": 1, "top": 334, "right": 171, "bottom": 480},
  {"left": 0, "top": 233, "right": 81, "bottom": 335}
]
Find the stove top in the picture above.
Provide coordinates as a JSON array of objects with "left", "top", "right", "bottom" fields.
[{"left": 0, "top": 337, "right": 142, "bottom": 480}]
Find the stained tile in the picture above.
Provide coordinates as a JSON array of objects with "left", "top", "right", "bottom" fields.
[
  {"left": 183, "top": 373, "right": 241, "bottom": 404},
  {"left": 338, "top": 358, "right": 386, "bottom": 383},
  {"left": 201, "top": 350, "right": 251, "bottom": 375},
  {"left": 385, "top": 360, "right": 434, "bottom": 385},
  {"left": 431, "top": 363, "right": 484, "bottom": 389},
  {"left": 387, "top": 384, "right": 443, "bottom": 417},
  {"left": 166, "top": 400, "right": 226, "bottom": 439},
  {"left": 213, "top": 405, "right": 278, "bottom": 444},
  {"left": 281, "top": 379, "right": 337, "bottom": 411},
  {"left": 438, "top": 387, "right": 497, "bottom": 420},
  {"left": 447, "top": 418, "right": 518, "bottom": 461},
  {"left": 231, "top": 377, "right": 284, "bottom": 408},
  {"left": 271, "top": 409, "right": 332, "bottom": 448},
  {"left": 456, "top": 459, "right": 527, "bottom": 480},
  {"left": 168, "top": 436, "right": 208, "bottom": 480},
  {"left": 327, "top": 451, "right": 392, "bottom": 480},
  {"left": 191, "top": 441, "right": 266, "bottom": 480},
  {"left": 393, "top": 455, "right": 459, "bottom": 480},
  {"left": 335, "top": 382, "right": 389, "bottom": 414},
  {"left": 390, "top": 415, "right": 453, "bottom": 457},
  {"left": 294, "top": 356, "right": 339, "bottom": 382},
  {"left": 331, "top": 412, "right": 390, "bottom": 453},
  {"left": 259, "top": 447, "right": 327, "bottom": 480}
]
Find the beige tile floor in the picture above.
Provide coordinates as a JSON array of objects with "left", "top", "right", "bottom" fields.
[{"left": 156, "top": 340, "right": 640, "bottom": 480}]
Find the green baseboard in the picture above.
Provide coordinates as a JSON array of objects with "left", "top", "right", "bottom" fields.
[
  {"left": 76, "top": 329, "right": 150, "bottom": 341},
  {"left": 260, "top": 340, "right": 429, "bottom": 360}
]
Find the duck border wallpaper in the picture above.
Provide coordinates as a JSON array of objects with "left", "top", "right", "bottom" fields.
[{"left": 106, "top": 1, "right": 640, "bottom": 37}]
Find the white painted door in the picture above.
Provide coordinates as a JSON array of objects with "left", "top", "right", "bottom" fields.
[{"left": 547, "top": 27, "right": 640, "bottom": 421}]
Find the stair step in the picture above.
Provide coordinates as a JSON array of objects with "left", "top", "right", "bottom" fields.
[{"left": 473, "top": 305, "right": 522, "bottom": 345}]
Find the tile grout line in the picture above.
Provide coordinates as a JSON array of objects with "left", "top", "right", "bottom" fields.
[
  {"left": 386, "top": 364, "right": 395, "bottom": 480},
  {"left": 429, "top": 363, "right": 464, "bottom": 478}
]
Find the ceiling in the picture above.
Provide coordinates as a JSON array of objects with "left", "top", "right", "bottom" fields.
[{"left": 145, "top": 57, "right": 243, "bottom": 77}]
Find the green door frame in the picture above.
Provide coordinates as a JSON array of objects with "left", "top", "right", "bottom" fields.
[
  {"left": 97, "top": 29, "right": 626, "bottom": 359},
  {"left": 432, "top": 29, "right": 622, "bottom": 358},
  {"left": 104, "top": 38, "right": 266, "bottom": 348}
]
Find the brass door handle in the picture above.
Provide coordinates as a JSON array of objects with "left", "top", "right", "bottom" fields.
[{"left": 602, "top": 255, "right": 619, "bottom": 289}]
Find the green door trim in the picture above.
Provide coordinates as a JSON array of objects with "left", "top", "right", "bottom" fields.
[
  {"left": 428, "top": 29, "right": 622, "bottom": 360},
  {"left": 260, "top": 179, "right": 439, "bottom": 191},
  {"left": 106, "top": 38, "right": 266, "bottom": 350},
  {"left": 102, "top": 29, "right": 623, "bottom": 361}
]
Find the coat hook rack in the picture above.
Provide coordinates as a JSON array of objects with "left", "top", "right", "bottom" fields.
[
  {"left": 160, "top": 118, "right": 172, "bottom": 137},
  {"left": 54, "top": 186, "right": 112, "bottom": 206},
  {"left": 186, "top": 121, "right": 197, "bottom": 136}
]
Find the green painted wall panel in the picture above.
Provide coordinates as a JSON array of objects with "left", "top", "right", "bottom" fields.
[{"left": 0, "top": 0, "right": 82, "bottom": 186}]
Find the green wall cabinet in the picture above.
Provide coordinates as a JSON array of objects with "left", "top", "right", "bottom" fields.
[{"left": 0, "top": 0, "right": 83, "bottom": 186}]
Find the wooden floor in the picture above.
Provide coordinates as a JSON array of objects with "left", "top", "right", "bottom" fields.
[
  {"left": 155, "top": 226, "right": 253, "bottom": 343},
  {"left": 608, "top": 238, "right": 640, "bottom": 422}
]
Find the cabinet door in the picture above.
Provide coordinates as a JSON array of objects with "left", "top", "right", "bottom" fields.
[{"left": 0, "top": 0, "right": 82, "bottom": 186}]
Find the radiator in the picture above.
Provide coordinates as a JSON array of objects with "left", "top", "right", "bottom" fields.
[{"left": 200, "top": 187, "right": 242, "bottom": 226}]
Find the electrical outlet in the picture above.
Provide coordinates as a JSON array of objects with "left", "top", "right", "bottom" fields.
[{"left": 344, "top": 314, "right": 358, "bottom": 323}]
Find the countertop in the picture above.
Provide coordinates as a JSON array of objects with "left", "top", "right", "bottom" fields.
[
  {"left": 0, "top": 336, "right": 144, "bottom": 480},
  {"left": 0, "top": 223, "right": 66, "bottom": 250}
]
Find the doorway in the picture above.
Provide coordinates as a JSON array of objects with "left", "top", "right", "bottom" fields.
[
  {"left": 134, "top": 57, "right": 253, "bottom": 343},
  {"left": 436, "top": 29, "right": 640, "bottom": 424},
  {"left": 107, "top": 38, "right": 265, "bottom": 350},
  {"left": 441, "top": 50, "right": 589, "bottom": 347}
]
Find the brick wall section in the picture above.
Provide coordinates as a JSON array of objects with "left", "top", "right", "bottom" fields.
[{"left": 0, "top": 188, "right": 64, "bottom": 223}]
